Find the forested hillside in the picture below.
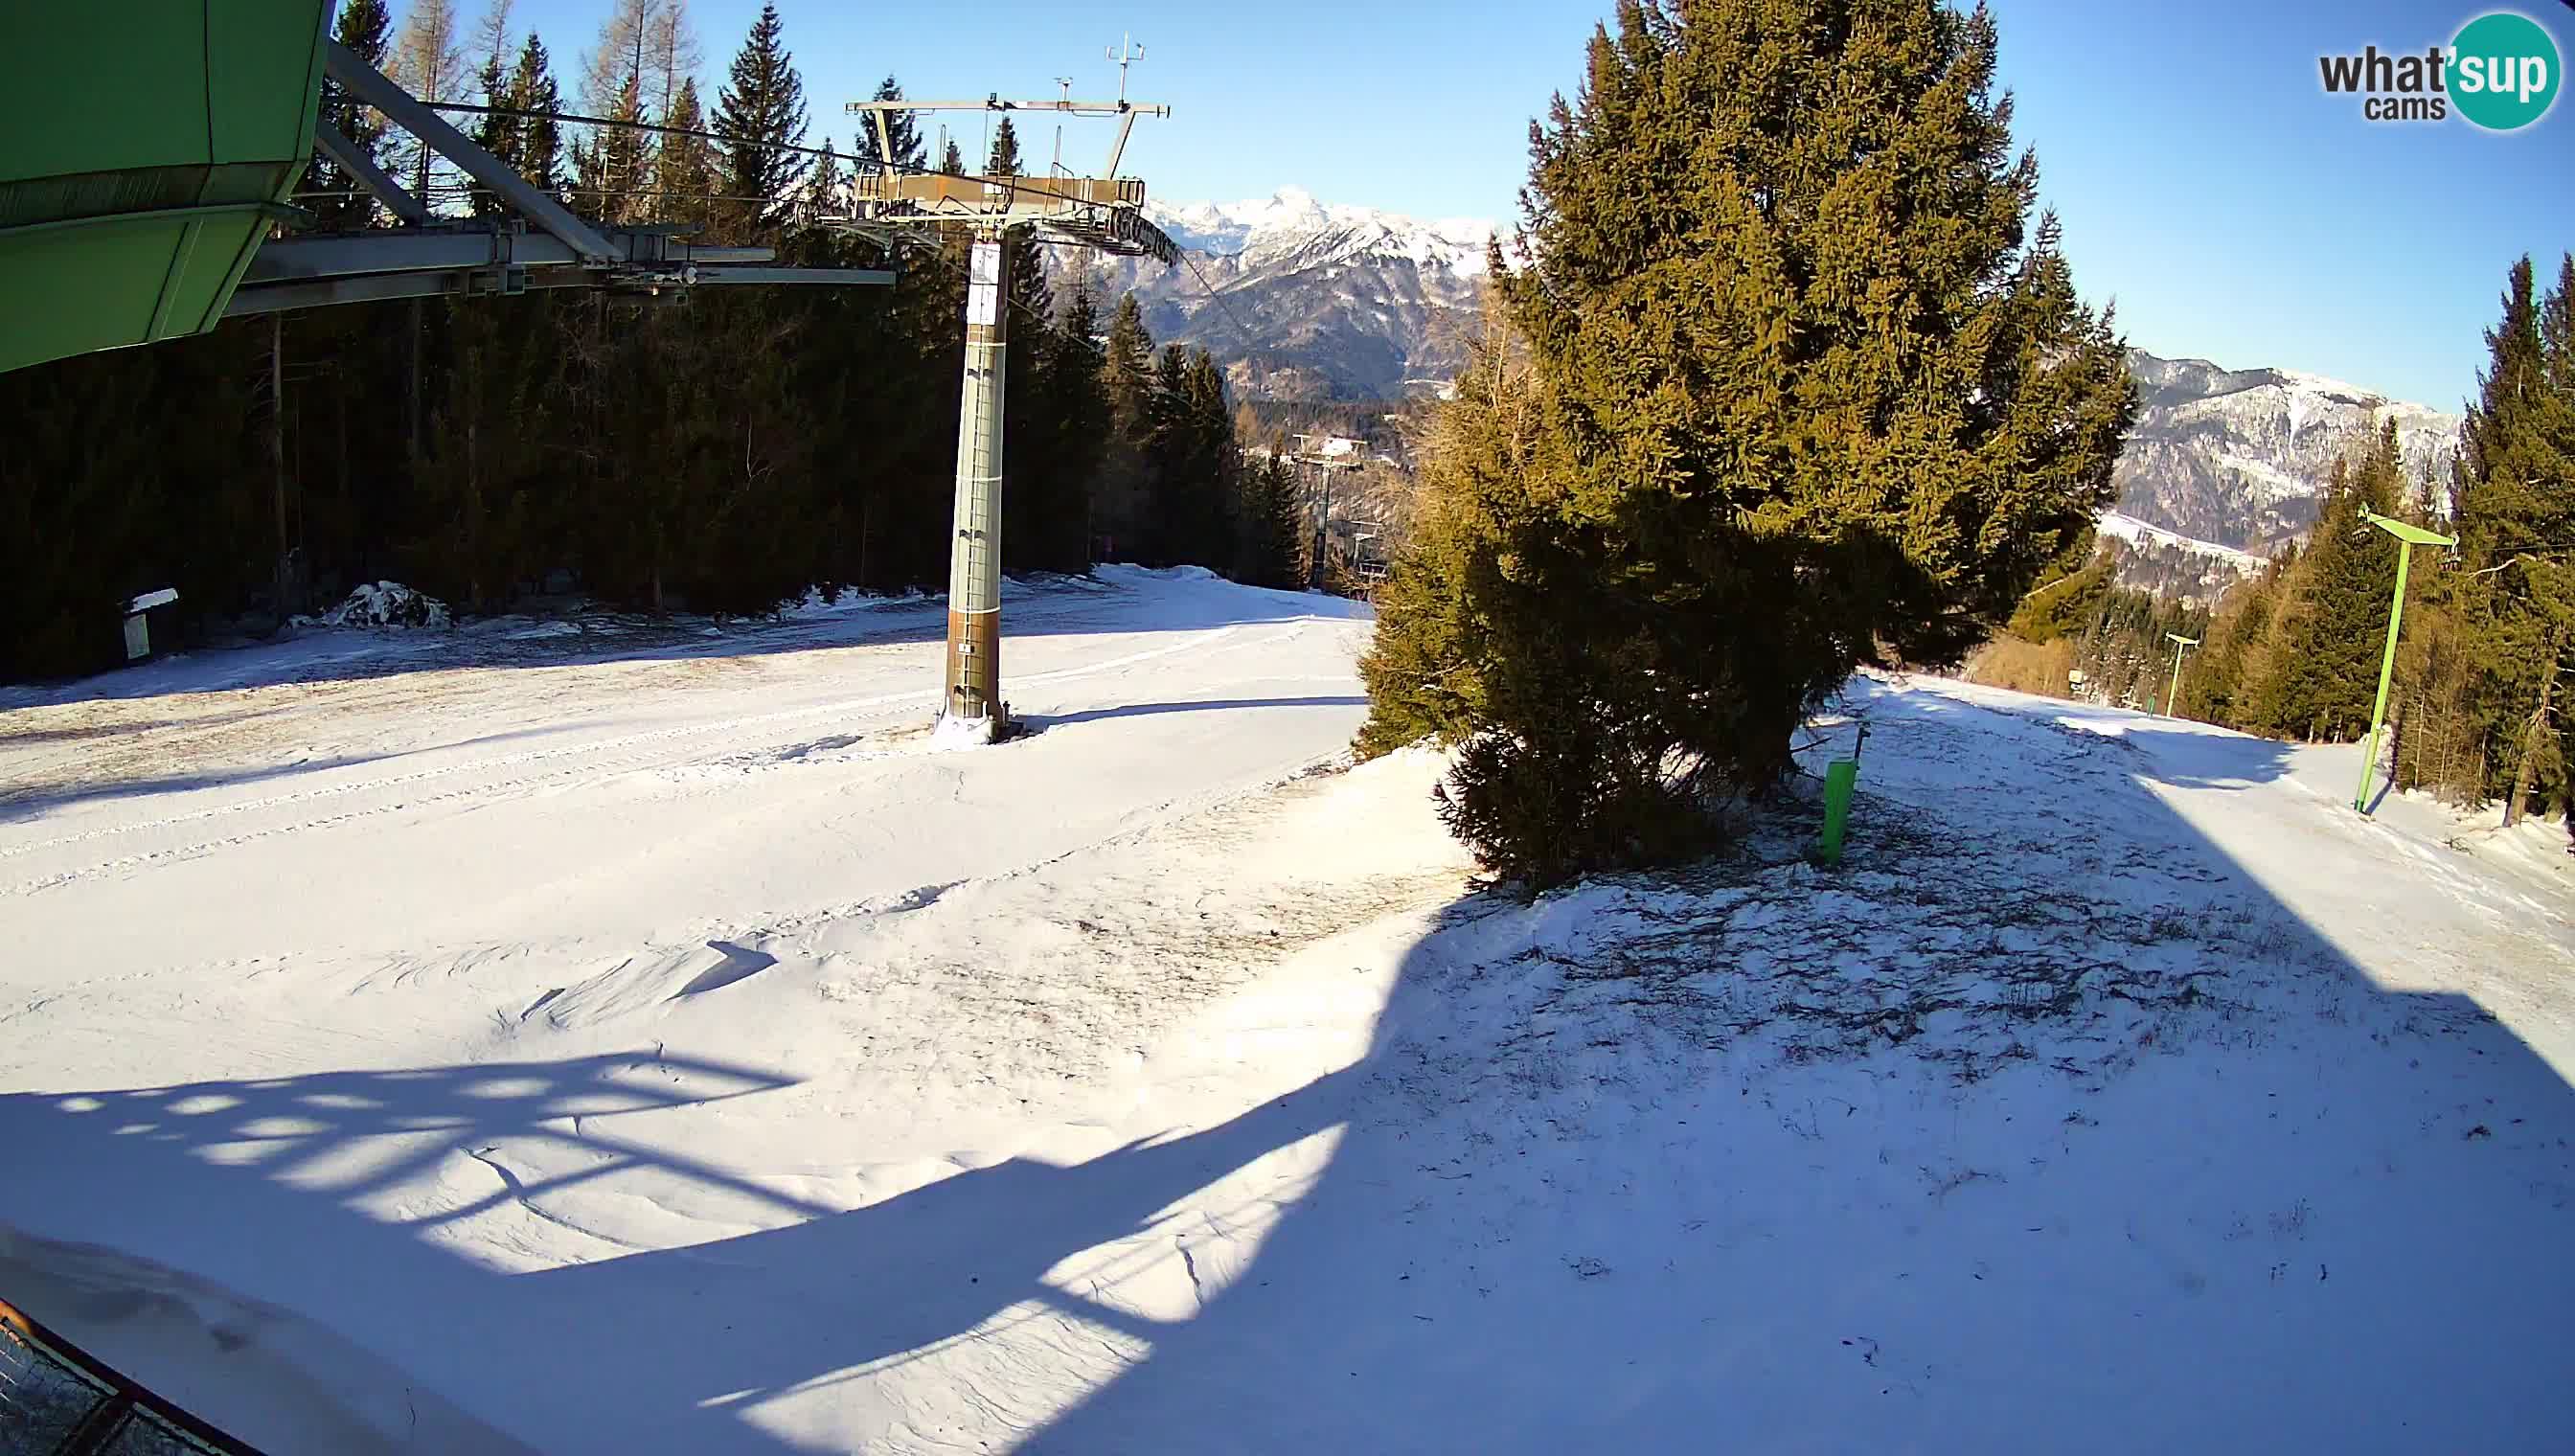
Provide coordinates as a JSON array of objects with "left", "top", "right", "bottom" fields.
[{"left": 1972, "top": 253, "right": 2575, "bottom": 834}]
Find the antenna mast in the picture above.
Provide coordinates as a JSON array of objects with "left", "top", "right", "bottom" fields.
[{"left": 1107, "top": 34, "right": 1145, "bottom": 104}]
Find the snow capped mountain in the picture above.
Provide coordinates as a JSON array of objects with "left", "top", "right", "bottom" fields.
[
  {"left": 1052, "top": 186, "right": 1496, "bottom": 400},
  {"left": 1146, "top": 186, "right": 1496, "bottom": 281},
  {"left": 2112, "top": 349, "right": 2461, "bottom": 570},
  {"left": 1055, "top": 197, "right": 2464, "bottom": 576}
]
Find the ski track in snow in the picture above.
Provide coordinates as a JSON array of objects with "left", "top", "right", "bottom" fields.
[{"left": 5, "top": 576, "right": 2574, "bottom": 1454}]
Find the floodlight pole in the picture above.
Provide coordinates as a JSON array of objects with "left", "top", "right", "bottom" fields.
[
  {"left": 942, "top": 229, "right": 1012, "bottom": 737},
  {"left": 2162, "top": 633, "right": 2198, "bottom": 719},
  {"left": 2354, "top": 510, "right": 2458, "bottom": 814}
]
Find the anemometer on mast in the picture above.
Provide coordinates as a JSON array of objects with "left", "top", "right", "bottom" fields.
[{"left": 838, "top": 39, "right": 1179, "bottom": 742}]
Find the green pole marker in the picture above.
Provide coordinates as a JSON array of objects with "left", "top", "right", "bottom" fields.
[
  {"left": 2354, "top": 510, "right": 2456, "bottom": 814},
  {"left": 2163, "top": 632, "right": 2199, "bottom": 719},
  {"left": 1817, "top": 759, "right": 1858, "bottom": 866}
]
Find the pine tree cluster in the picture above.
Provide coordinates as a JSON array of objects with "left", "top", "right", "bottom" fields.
[
  {"left": 0, "top": 2, "right": 1301, "bottom": 684},
  {"left": 1359, "top": 0, "right": 2136, "bottom": 889}
]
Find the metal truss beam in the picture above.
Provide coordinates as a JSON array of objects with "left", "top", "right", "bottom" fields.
[
  {"left": 324, "top": 39, "right": 619, "bottom": 262},
  {"left": 313, "top": 121, "right": 433, "bottom": 226}
]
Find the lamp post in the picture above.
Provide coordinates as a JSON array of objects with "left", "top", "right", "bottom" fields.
[
  {"left": 2353, "top": 509, "right": 2458, "bottom": 814},
  {"left": 2162, "top": 633, "right": 2198, "bottom": 718}
]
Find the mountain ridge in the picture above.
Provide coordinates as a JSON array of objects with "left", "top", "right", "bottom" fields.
[{"left": 1060, "top": 187, "right": 2466, "bottom": 583}]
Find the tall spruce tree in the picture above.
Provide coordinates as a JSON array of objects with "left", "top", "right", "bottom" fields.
[
  {"left": 468, "top": 44, "right": 515, "bottom": 216},
  {"left": 510, "top": 34, "right": 564, "bottom": 197},
  {"left": 654, "top": 78, "right": 718, "bottom": 228},
  {"left": 852, "top": 76, "right": 924, "bottom": 174},
  {"left": 1096, "top": 293, "right": 1159, "bottom": 559},
  {"left": 2450, "top": 255, "right": 2575, "bottom": 825},
  {"left": 711, "top": 2, "right": 809, "bottom": 238},
  {"left": 2242, "top": 436, "right": 2405, "bottom": 741},
  {"left": 1241, "top": 446, "right": 1308, "bottom": 589},
  {"left": 1042, "top": 285, "right": 1112, "bottom": 569},
  {"left": 305, "top": 0, "right": 397, "bottom": 230},
  {"left": 1359, "top": 0, "right": 2135, "bottom": 886}
]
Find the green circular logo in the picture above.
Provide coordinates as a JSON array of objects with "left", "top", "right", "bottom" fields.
[{"left": 2451, "top": 11, "right": 2561, "bottom": 130}]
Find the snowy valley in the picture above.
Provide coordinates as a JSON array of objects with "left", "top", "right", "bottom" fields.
[{"left": 5, "top": 571, "right": 2573, "bottom": 1453}]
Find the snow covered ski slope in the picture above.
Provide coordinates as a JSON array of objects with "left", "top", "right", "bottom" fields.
[{"left": 5, "top": 574, "right": 2573, "bottom": 1453}]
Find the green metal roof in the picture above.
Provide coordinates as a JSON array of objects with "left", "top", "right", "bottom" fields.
[{"left": 0, "top": 3, "right": 331, "bottom": 374}]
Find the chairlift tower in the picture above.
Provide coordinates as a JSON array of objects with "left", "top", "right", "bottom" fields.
[{"left": 842, "top": 60, "right": 1177, "bottom": 742}]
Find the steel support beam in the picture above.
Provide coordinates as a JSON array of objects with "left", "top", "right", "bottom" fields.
[
  {"left": 245, "top": 227, "right": 796, "bottom": 283},
  {"left": 688, "top": 266, "right": 895, "bottom": 286},
  {"left": 312, "top": 120, "right": 433, "bottom": 226},
  {"left": 228, "top": 261, "right": 893, "bottom": 317},
  {"left": 323, "top": 39, "right": 620, "bottom": 262}
]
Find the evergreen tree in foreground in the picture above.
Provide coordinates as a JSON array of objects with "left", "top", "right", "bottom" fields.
[
  {"left": 712, "top": 1, "right": 809, "bottom": 238},
  {"left": 852, "top": 76, "right": 925, "bottom": 175},
  {"left": 1359, "top": 0, "right": 2135, "bottom": 888},
  {"left": 2240, "top": 438, "right": 2404, "bottom": 742},
  {"left": 305, "top": 0, "right": 395, "bottom": 231},
  {"left": 2452, "top": 255, "right": 2575, "bottom": 825},
  {"left": 510, "top": 34, "right": 564, "bottom": 198}
]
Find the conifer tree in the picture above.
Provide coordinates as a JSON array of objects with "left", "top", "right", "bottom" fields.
[
  {"left": 2449, "top": 255, "right": 2575, "bottom": 823},
  {"left": 1181, "top": 350, "right": 1241, "bottom": 567},
  {"left": 852, "top": 77, "right": 924, "bottom": 175},
  {"left": 801, "top": 136, "right": 844, "bottom": 225},
  {"left": 468, "top": 39, "right": 515, "bottom": 216},
  {"left": 2242, "top": 437, "right": 2404, "bottom": 740},
  {"left": 712, "top": 2, "right": 809, "bottom": 238},
  {"left": 510, "top": 34, "right": 564, "bottom": 197},
  {"left": 1241, "top": 447, "right": 1308, "bottom": 589},
  {"left": 306, "top": 0, "right": 397, "bottom": 230},
  {"left": 1095, "top": 293, "right": 1159, "bottom": 559},
  {"left": 1043, "top": 285, "right": 1112, "bottom": 568},
  {"left": 465, "top": 0, "right": 517, "bottom": 198},
  {"left": 654, "top": 79, "right": 718, "bottom": 228},
  {"left": 941, "top": 138, "right": 965, "bottom": 176},
  {"left": 1359, "top": 0, "right": 2134, "bottom": 885},
  {"left": 986, "top": 118, "right": 1022, "bottom": 179},
  {"left": 587, "top": 67, "right": 652, "bottom": 225}
]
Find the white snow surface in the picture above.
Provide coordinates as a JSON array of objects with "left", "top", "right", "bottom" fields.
[{"left": 6, "top": 572, "right": 2575, "bottom": 1453}]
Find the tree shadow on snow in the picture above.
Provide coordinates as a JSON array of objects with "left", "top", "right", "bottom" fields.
[{"left": 7, "top": 684, "right": 2575, "bottom": 1452}]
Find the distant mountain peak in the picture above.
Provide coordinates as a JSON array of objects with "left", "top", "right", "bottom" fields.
[
  {"left": 1056, "top": 186, "right": 1497, "bottom": 401},
  {"left": 1145, "top": 187, "right": 1496, "bottom": 281},
  {"left": 2110, "top": 347, "right": 2463, "bottom": 595}
]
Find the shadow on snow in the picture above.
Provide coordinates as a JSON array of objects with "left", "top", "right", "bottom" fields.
[{"left": 6, "top": 689, "right": 2573, "bottom": 1452}]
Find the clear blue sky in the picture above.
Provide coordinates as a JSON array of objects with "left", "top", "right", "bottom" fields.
[{"left": 495, "top": 0, "right": 2572, "bottom": 408}]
